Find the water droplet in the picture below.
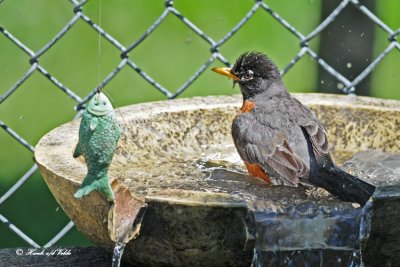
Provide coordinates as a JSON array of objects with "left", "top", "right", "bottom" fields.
[
  {"left": 361, "top": 32, "right": 365, "bottom": 37},
  {"left": 185, "top": 33, "right": 193, "bottom": 44},
  {"left": 321, "top": 80, "right": 324, "bottom": 84},
  {"left": 337, "top": 83, "right": 344, "bottom": 90},
  {"left": 347, "top": 62, "right": 352, "bottom": 68},
  {"left": 349, "top": 29, "right": 352, "bottom": 33}
]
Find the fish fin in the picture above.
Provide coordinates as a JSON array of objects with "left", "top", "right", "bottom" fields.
[
  {"left": 116, "top": 126, "right": 123, "bottom": 139},
  {"left": 73, "top": 142, "right": 82, "bottom": 158},
  {"left": 90, "top": 117, "right": 98, "bottom": 131},
  {"left": 74, "top": 173, "right": 114, "bottom": 201},
  {"left": 114, "top": 120, "right": 123, "bottom": 139}
]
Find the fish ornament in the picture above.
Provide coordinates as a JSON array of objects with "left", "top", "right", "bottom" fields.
[{"left": 73, "top": 92, "right": 123, "bottom": 201}]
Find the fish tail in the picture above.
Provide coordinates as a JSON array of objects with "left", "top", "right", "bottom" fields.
[
  {"left": 74, "top": 173, "right": 114, "bottom": 201},
  {"left": 310, "top": 165, "right": 375, "bottom": 206}
]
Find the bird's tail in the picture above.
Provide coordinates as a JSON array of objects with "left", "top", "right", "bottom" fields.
[{"left": 310, "top": 165, "right": 375, "bottom": 206}]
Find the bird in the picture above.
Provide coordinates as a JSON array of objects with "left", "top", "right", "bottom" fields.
[{"left": 212, "top": 51, "right": 375, "bottom": 206}]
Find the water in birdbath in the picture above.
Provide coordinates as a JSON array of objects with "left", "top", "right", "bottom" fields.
[
  {"left": 116, "top": 139, "right": 399, "bottom": 266},
  {"left": 119, "top": 143, "right": 352, "bottom": 197},
  {"left": 341, "top": 150, "right": 400, "bottom": 186},
  {"left": 133, "top": 146, "right": 397, "bottom": 266}
]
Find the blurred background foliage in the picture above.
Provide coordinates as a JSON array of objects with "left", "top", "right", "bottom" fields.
[{"left": 0, "top": 0, "right": 399, "bottom": 247}]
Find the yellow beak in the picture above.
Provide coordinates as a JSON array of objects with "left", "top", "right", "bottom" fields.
[{"left": 211, "top": 67, "right": 240, "bottom": 81}]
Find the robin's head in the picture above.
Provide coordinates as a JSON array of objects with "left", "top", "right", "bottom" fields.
[{"left": 212, "top": 52, "right": 282, "bottom": 99}]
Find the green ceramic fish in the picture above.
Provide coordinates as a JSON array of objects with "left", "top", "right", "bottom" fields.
[{"left": 73, "top": 92, "right": 123, "bottom": 201}]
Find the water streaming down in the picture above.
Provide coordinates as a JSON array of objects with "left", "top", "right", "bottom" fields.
[{"left": 111, "top": 242, "right": 126, "bottom": 267}]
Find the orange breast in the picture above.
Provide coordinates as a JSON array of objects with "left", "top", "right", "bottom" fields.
[
  {"left": 239, "top": 100, "right": 255, "bottom": 113},
  {"left": 244, "top": 162, "right": 272, "bottom": 184}
]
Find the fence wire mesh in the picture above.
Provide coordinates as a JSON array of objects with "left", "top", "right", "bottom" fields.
[{"left": 0, "top": 0, "right": 399, "bottom": 248}]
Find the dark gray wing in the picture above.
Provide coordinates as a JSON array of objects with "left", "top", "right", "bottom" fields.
[
  {"left": 282, "top": 96, "right": 330, "bottom": 156},
  {"left": 302, "top": 121, "right": 329, "bottom": 155},
  {"left": 232, "top": 113, "right": 308, "bottom": 186}
]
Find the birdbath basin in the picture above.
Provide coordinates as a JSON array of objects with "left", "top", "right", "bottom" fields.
[{"left": 35, "top": 94, "right": 400, "bottom": 267}]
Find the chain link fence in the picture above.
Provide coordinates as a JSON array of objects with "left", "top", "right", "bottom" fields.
[{"left": 0, "top": 0, "right": 399, "bottom": 248}]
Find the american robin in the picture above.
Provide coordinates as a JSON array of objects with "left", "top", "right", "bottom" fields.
[{"left": 212, "top": 51, "right": 375, "bottom": 206}]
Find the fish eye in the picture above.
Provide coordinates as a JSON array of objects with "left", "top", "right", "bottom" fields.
[
  {"left": 243, "top": 70, "right": 254, "bottom": 80},
  {"left": 103, "top": 101, "right": 107, "bottom": 105},
  {"left": 94, "top": 101, "right": 98, "bottom": 106}
]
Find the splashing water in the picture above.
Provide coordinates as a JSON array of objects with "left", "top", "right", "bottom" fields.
[
  {"left": 111, "top": 242, "right": 126, "bottom": 267},
  {"left": 112, "top": 139, "right": 399, "bottom": 266}
]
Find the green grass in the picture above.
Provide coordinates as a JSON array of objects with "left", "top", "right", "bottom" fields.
[{"left": 0, "top": 0, "right": 399, "bottom": 248}]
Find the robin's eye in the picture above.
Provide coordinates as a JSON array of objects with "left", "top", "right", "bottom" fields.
[{"left": 243, "top": 70, "right": 254, "bottom": 80}]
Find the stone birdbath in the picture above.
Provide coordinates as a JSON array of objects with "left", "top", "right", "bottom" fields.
[{"left": 35, "top": 94, "right": 400, "bottom": 267}]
